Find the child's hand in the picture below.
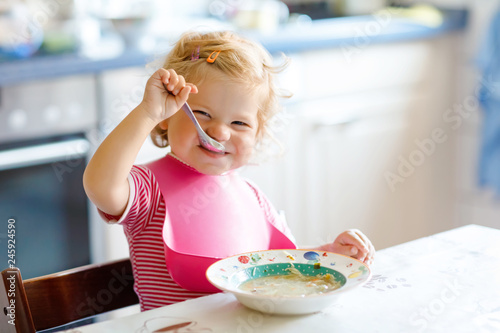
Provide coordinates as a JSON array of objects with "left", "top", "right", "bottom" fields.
[
  {"left": 318, "top": 229, "right": 375, "bottom": 265},
  {"left": 141, "top": 68, "right": 198, "bottom": 123}
]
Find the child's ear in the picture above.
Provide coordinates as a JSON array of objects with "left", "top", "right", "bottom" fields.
[{"left": 158, "top": 119, "right": 169, "bottom": 130}]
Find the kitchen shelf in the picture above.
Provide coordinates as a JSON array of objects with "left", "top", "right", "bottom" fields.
[{"left": 0, "top": 9, "right": 467, "bottom": 87}]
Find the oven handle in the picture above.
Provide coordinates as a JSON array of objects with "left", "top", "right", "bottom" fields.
[{"left": 0, "top": 138, "right": 90, "bottom": 171}]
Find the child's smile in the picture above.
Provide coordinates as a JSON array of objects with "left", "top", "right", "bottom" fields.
[{"left": 163, "top": 73, "right": 261, "bottom": 175}]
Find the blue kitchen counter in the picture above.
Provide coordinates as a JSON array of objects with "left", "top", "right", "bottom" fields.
[{"left": 0, "top": 9, "right": 467, "bottom": 87}]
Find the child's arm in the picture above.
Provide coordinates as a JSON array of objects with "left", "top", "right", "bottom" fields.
[
  {"left": 316, "top": 229, "right": 375, "bottom": 265},
  {"left": 83, "top": 68, "right": 197, "bottom": 217}
]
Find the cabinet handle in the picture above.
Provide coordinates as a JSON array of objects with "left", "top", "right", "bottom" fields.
[{"left": 0, "top": 138, "right": 90, "bottom": 171}]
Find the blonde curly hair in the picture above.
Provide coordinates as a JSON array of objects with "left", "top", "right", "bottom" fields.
[{"left": 150, "top": 30, "right": 290, "bottom": 159}]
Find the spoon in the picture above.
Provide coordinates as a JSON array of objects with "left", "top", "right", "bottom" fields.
[
  {"left": 165, "top": 86, "right": 226, "bottom": 153},
  {"left": 180, "top": 102, "right": 226, "bottom": 153}
]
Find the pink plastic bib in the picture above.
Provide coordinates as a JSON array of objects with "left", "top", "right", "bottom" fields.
[{"left": 146, "top": 154, "right": 295, "bottom": 292}]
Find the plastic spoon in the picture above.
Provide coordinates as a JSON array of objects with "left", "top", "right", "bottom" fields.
[
  {"left": 165, "top": 86, "right": 225, "bottom": 153},
  {"left": 181, "top": 102, "right": 225, "bottom": 153}
]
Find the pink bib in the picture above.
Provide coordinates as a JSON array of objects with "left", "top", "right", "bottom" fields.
[{"left": 146, "top": 154, "right": 295, "bottom": 292}]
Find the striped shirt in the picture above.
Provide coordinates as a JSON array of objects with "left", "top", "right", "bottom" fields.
[{"left": 100, "top": 164, "right": 296, "bottom": 311}]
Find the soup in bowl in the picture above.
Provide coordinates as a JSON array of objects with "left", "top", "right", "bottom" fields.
[{"left": 206, "top": 249, "right": 371, "bottom": 315}]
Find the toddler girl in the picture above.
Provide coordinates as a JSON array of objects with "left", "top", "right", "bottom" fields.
[{"left": 83, "top": 30, "right": 375, "bottom": 311}]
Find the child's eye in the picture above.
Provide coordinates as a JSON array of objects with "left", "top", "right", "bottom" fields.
[
  {"left": 232, "top": 120, "right": 249, "bottom": 127},
  {"left": 194, "top": 110, "right": 211, "bottom": 118}
]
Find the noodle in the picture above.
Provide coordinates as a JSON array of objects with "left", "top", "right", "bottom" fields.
[{"left": 238, "top": 266, "right": 341, "bottom": 297}]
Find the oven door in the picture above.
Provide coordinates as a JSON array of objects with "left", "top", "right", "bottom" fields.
[{"left": 0, "top": 136, "right": 91, "bottom": 278}]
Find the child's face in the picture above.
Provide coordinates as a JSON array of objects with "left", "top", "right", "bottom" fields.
[{"left": 164, "top": 75, "right": 260, "bottom": 175}]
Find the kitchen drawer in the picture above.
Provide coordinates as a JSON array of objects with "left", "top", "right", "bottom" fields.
[{"left": 297, "top": 40, "right": 439, "bottom": 100}]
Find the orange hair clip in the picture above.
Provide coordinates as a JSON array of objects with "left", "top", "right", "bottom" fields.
[{"left": 207, "top": 50, "right": 221, "bottom": 63}]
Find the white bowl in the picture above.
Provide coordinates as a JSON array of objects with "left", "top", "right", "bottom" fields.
[{"left": 206, "top": 249, "right": 371, "bottom": 315}]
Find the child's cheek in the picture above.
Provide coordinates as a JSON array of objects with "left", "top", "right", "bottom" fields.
[{"left": 236, "top": 133, "right": 258, "bottom": 156}]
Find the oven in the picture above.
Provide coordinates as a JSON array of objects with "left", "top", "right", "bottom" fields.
[{"left": 0, "top": 75, "right": 97, "bottom": 279}]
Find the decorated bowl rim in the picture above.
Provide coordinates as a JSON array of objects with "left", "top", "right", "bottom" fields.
[{"left": 206, "top": 249, "right": 372, "bottom": 300}]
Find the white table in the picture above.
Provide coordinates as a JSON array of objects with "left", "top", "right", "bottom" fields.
[{"left": 64, "top": 225, "right": 500, "bottom": 332}]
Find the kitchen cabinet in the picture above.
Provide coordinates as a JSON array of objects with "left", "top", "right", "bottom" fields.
[
  {"left": 241, "top": 35, "right": 460, "bottom": 249},
  {"left": 89, "top": 66, "right": 154, "bottom": 262}
]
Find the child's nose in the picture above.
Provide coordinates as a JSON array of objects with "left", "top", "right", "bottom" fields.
[{"left": 205, "top": 122, "right": 230, "bottom": 142}]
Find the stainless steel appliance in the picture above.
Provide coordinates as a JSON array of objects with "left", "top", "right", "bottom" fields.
[{"left": 0, "top": 75, "right": 97, "bottom": 279}]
